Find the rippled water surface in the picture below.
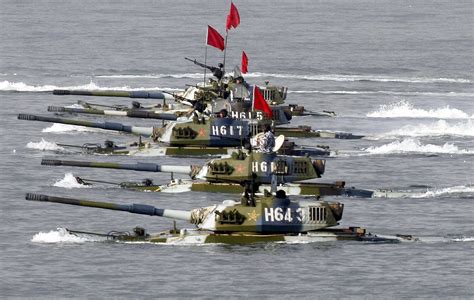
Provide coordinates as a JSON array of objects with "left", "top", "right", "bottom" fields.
[{"left": 1, "top": 0, "right": 473, "bottom": 298}]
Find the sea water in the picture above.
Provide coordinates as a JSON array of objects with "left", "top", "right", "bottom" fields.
[{"left": 0, "top": 0, "right": 473, "bottom": 298}]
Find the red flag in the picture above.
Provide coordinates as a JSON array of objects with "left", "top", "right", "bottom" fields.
[
  {"left": 226, "top": 2, "right": 240, "bottom": 31},
  {"left": 207, "top": 25, "right": 225, "bottom": 51},
  {"left": 253, "top": 85, "right": 273, "bottom": 118},
  {"left": 241, "top": 51, "right": 248, "bottom": 74}
]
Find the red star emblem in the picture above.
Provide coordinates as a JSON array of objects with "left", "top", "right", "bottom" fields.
[
  {"left": 236, "top": 164, "right": 245, "bottom": 174},
  {"left": 198, "top": 128, "right": 206, "bottom": 137}
]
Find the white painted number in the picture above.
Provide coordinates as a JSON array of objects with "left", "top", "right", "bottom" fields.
[
  {"left": 264, "top": 208, "right": 298, "bottom": 223},
  {"left": 211, "top": 125, "right": 243, "bottom": 136},
  {"left": 231, "top": 111, "right": 263, "bottom": 120}
]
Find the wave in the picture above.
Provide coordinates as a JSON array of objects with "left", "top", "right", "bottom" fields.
[
  {"left": 0, "top": 80, "right": 182, "bottom": 92},
  {"left": 410, "top": 185, "right": 474, "bottom": 199},
  {"left": 0, "top": 80, "right": 60, "bottom": 92},
  {"left": 90, "top": 72, "right": 472, "bottom": 83},
  {"left": 451, "top": 237, "right": 474, "bottom": 242},
  {"left": 289, "top": 90, "right": 474, "bottom": 97},
  {"left": 96, "top": 73, "right": 203, "bottom": 79},
  {"left": 244, "top": 73, "right": 471, "bottom": 83},
  {"left": 363, "top": 138, "right": 473, "bottom": 155},
  {"left": 365, "top": 138, "right": 474, "bottom": 154},
  {"left": 42, "top": 123, "right": 100, "bottom": 133},
  {"left": 31, "top": 228, "right": 105, "bottom": 243},
  {"left": 2, "top": 74, "right": 471, "bottom": 94},
  {"left": 53, "top": 173, "right": 91, "bottom": 189},
  {"left": 381, "top": 120, "right": 474, "bottom": 138},
  {"left": 373, "top": 185, "right": 474, "bottom": 199},
  {"left": 414, "top": 236, "right": 474, "bottom": 243},
  {"left": 26, "top": 138, "right": 65, "bottom": 151},
  {"left": 367, "top": 100, "right": 473, "bottom": 119},
  {"left": 288, "top": 90, "right": 474, "bottom": 97}
]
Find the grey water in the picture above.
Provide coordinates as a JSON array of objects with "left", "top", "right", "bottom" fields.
[{"left": 1, "top": 0, "right": 473, "bottom": 298}]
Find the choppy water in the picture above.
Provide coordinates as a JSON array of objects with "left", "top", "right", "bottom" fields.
[{"left": 1, "top": 0, "right": 473, "bottom": 298}]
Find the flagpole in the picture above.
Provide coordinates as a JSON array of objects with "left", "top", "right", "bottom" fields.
[
  {"left": 251, "top": 85, "right": 255, "bottom": 113},
  {"left": 222, "top": 32, "right": 228, "bottom": 78},
  {"left": 203, "top": 29, "right": 208, "bottom": 86},
  {"left": 222, "top": 1, "right": 232, "bottom": 80}
]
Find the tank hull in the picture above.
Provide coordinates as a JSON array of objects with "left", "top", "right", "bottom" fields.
[
  {"left": 112, "top": 180, "right": 375, "bottom": 198},
  {"left": 65, "top": 227, "right": 413, "bottom": 244},
  {"left": 55, "top": 141, "right": 331, "bottom": 157},
  {"left": 275, "top": 127, "right": 364, "bottom": 139}
]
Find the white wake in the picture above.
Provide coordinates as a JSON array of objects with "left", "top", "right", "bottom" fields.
[
  {"left": 94, "top": 72, "right": 471, "bottom": 84},
  {"left": 31, "top": 228, "right": 103, "bottom": 243},
  {"left": 242, "top": 73, "right": 471, "bottom": 83},
  {"left": 381, "top": 120, "right": 474, "bottom": 138},
  {"left": 409, "top": 185, "right": 474, "bottom": 198},
  {"left": 363, "top": 138, "right": 473, "bottom": 155},
  {"left": 367, "top": 100, "right": 473, "bottom": 119},
  {"left": 53, "top": 173, "right": 91, "bottom": 189},
  {"left": 289, "top": 90, "right": 474, "bottom": 97},
  {"left": 42, "top": 123, "right": 100, "bottom": 133},
  {"left": 0, "top": 80, "right": 181, "bottom": 92},
  {"left": 26, "top": 138, "right": 65, "bottom": 151}
]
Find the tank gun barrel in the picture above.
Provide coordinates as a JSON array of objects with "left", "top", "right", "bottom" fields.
[
  {"left": 17, "top": 114, "right": 154, "bottom": 136},
  {"left": 41, "top": 158, "right": 195, "bottom": 175},
  {"left": 25, "top": 193, "right": 191, "bottom": 221},
  {"left": 52, "top": 89, "right": 171, "bottom": 100},
  {"left": 47, "top": 106, "right": 178, "bottom": 121}
]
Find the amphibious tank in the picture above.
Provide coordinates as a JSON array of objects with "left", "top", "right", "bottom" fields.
[
  {"left": 18, "top": 113, "right": 344, "bottom": 157},
  {"left": 39, "top": 151, "right": 375, "bottom": 198},
  {"left": 25, "top": 192, "right": 415, "bottom": 244},
  {"left": 18, "top": 113, "right": 362, "bottom": 146},
  {"left": 41, "top": 151, "right": 327, "bottom": 184}
]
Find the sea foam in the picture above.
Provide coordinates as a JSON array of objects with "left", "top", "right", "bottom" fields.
[
  {"left": 95, "top": 72, "right": 471, "bottom": 84},
  {"left": 409, "top": 185, "right": 474, "bottom": 198},
  {"left": 31, "top": 228, "right": 99, "bottom": 243},
  {"left": 367, "top": 100, "right": 473, "bottom": 119},
  {"left": 289, "top": 90, "right": 474, "bottom": 97},
  {"left": 96, "top": 73, "right": 203, "bottom": 79},
  {"left": 452, "top": 237, "right": 474, "bottom": 242},
  {"left": 42, "top": 123, "right": 99, "bottom": 133},
  {"left": 242, "top": 73, "right": 471, "bottom": 83},
  {"left": 0, "top": 80, "right": 181, "bottom": 92},
  {"left": 26, "top": 138, "right": 65, "bottom": 151},
  {"left": 53, "top": 173, "right": 90, "bottom": 189},
  {"left": 363, "top": 138, "right": 473, "bottom": 155},
  {"left": 382, "top": 120, "right": 474, "bottom": 138}
]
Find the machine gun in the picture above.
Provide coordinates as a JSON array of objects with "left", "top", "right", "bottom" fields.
[
  {"left": 162, "top": 91, "right": 207, "bottom": 113},
  {"left": 185, "top": 57, "right": 224, "bottom": 80},
  {"left": 161, "top": 91, "right": 195, "bottom": 105}
]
